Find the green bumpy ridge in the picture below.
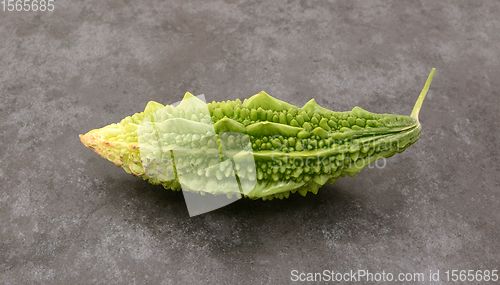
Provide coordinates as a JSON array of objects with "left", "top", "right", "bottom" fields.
[{"left": 80, "top": 69, "right": 435, "bottom": 200}]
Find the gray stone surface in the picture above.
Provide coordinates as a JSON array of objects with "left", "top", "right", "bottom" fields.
[{"left": 1, "top": 1, "right": 499, "bottom": 284}]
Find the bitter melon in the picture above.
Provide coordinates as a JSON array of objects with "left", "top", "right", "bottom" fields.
[{"left": 80, "top": 69, "right": 435, "bottom": 201}]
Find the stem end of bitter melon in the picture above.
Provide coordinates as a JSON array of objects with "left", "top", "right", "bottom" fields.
[{"left": 411, "top": 68, "right": 435, "bottom": 121}]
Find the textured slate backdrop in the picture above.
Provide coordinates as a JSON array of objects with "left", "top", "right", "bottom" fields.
[{"left": 1, "top": 1, "right": 499, "bottom": 284}]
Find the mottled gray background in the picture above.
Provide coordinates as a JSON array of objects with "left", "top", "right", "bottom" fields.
[{"left": 1, "top": 1, "right": 499, "bottom": 284}]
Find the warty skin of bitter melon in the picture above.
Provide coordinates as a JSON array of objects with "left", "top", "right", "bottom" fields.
[{"left": 80, "top": 69, "right": 435, "bottom": 201}]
